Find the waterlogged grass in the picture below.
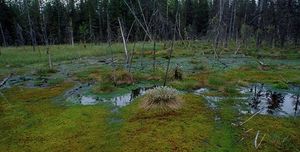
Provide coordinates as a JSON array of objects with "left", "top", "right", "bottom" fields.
[
  {"left": 240, "top": 115, "right": 300, "bottom": 151},
  {"left": 192, "top": 65, "right": 300, "bottom": 96},
  {"left": 1, "top": 40, "right": 298, "bottom": 68}
]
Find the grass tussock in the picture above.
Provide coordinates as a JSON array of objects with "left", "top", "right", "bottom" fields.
[
  {"left": 111, "top": 69, "right": 134, "bottom": 85},
  {"left": 140, "top": 86, "right": 182, "bottom": 111}
]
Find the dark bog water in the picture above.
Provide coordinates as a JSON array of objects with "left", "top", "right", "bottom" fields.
[{"left": 240, "top": 84, "right": 300, "bottom": 116}]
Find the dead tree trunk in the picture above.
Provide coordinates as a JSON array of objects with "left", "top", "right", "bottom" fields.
[
  {"left": 69, "top": 18, "right": 74, "bottom": 46},
  {"left": 126, "top": 20, "right": 136, "bottom": 43},
  {"left": 213, "top": 0, "right": 224, "bottom": 59},
  {"left": 46, "top": 47, "right": 53, "bottom": 69},
  {"left": 26, "top": 0, "right": 36, "bottom": 52},
  {"left": 16, "top": 23, "right": 24, "bottom": 46},
  {"left": 118, "top": 18, "right": 129, "bottom": 68},
  {"left": 129, "top": 41, "right": 136, "bottom": 72},
  {"left": 229, "top": 0, "right": 236, "bottom": 40},
  {"left": 89, "top": 12, "right": 94, "bottom": 42},
  {"left": 0, "top": 23, "right": 6, "bottom": 47},
  {"left": 123, "top": 0, "right": 152, "bottom": 41},
  {"left": 140, "top": 35, "right": 147, "bottom": 69},
  {"left": 256, "top": 0, "right": 263, "bottom": 50},
  {"left": 152, "top": 36, "right": 156, "bottom": 72},
  {"left": 107, "top": 9, "right": 116, "bottom": 86}
]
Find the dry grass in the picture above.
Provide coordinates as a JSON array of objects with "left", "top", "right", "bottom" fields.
[{"left": 140, "top": 86, "right": 182, "bottom": 111}]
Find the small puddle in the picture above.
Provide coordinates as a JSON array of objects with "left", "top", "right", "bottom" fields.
[
  {"left": 240, "top": 84, "right": 300, "bottom": 116},
  {"left": 66, "top": 85, "right": 156, "bottom": 107},
  {"left": 194, "top": 88, "right": 223, "bottom": 109},
  {"left": 81, "top": 96, "right": 97, "bottom": 105}
]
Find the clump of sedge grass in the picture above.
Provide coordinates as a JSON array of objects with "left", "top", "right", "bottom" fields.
[
  {"left": 109, "top": 68, "right": 134, "bottom": 85},
  {"left": 141, "top": 86, "right": 182, "bottom": 111}
]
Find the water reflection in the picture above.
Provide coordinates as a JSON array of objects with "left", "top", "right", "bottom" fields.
[
  {"left": 68, "top": 85, "right": 156, "bottom": 107},
  {"left": 243, "top": 84, "right": 299, "bottom": 116}
]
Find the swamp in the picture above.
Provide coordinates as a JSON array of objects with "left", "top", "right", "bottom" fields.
[
  {"left": 1, "top": 0, "right": 300, "bottom": 151},
  {"left": 0, "top": 42, "right": 299, "bottom": 151}
]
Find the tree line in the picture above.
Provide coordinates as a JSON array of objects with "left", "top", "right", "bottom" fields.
[{"left": 0, "top": 0, "right": 300, "bottom": 48}]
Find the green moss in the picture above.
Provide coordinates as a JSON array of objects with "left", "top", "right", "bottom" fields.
[
  {"left": 273, "top": 81, "right": 289, "bottom": 90},
  {"left": 48, "top": 77, "right": 65, "bottom": 86},
  {"left": 74, "top": 67, "right": 109, "bottom": 82},
  {"left": 0, "top": 85, "right": 115, "bottom": 151},
  {"left": 35, "top": 68, "right": 57, "bottom": 76},
  {"left": 208, "top": 74, "right": 225, "bottom": 87},
  {"left": 240, "top": 115, "right": 300, "bottom": 151},
  {"left": 169, "top": 79, "right": 200, "bottom": 91},
  {"left": 224, "top": 85, "right": 240, "bottom": 96},
  {"left": 119, "top": 94, "right": 215, "bottom": 151}
]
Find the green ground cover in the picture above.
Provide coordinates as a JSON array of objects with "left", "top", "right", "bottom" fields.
[{"left": 0, "top": 41, "right": 299, "bottom": 151}]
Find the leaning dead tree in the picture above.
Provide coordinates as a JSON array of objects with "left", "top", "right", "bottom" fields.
[
  {"left": 39, "top": 0, "right": 52, "bottom": 69},
  {"left": 123, "top": 0, "right": 159, "bottom": 71},
  {"left": 118, "top": 17, "right": 129, "bottom": 68}
]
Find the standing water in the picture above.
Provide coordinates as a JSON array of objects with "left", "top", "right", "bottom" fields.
[{"left": 240, "top": 84, "right": 300, "bottom": 116}]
